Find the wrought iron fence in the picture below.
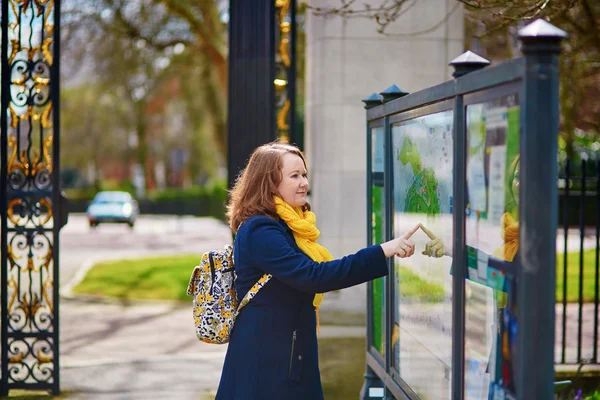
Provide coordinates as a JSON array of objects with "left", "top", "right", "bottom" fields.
[{"left": 556, "top": 159, "right": 600, "bottom": 365}]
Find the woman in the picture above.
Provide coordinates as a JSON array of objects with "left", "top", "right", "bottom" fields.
[{"left": 215, "top": 142, "right": 419, "bottom": 399}]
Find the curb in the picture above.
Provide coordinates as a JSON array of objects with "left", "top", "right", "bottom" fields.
[{"left": 60, "top": 257, "right": 99, "bottom": 299}]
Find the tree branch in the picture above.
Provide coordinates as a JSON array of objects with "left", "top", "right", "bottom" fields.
[{"left": 160, "top": 0, "right": 227, "bottom": 89}]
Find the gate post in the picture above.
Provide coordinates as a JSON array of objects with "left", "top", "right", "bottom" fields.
[
  {"left": 1, "top": 0, "right": 63, "bottom": 394},
  {"left": 516, "top": 20, "right": 566, "bottom": 399}
]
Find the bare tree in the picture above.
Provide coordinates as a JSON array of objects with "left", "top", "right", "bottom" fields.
[
  {"left": 61, "top": 0, "right": 229, "bottom": 187},
  {"left": 303, "top": 0, "right": 600, "bottom": 159}
]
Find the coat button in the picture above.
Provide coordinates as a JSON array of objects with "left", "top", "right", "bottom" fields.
[{"left": 298, "top": 355, "right": 302, "bottom": 360}]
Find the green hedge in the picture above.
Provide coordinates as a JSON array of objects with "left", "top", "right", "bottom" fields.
[
  {"left": 147, "top": 182, "right": 228, "bottom": 220},
  {"left": 65, "top": 181, "right": 229, "bottom": 221}
]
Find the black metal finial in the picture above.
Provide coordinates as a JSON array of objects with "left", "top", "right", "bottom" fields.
[
  {"left": 518, "top": 19, "right": 567, "bottom": 54},
  {"left": 361, "top": 93, "right": 383, "bottom": 109},
  {"left": 448, "top": 51, "right": 490, "bottom": 78},
  {"left": 379, "top": 84, "right": 409, "bottom": 103}
]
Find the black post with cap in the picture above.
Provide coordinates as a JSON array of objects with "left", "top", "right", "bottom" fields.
[
  {"left": 380, "top": 84, "right": 409, "bottom": 103},
  {"left": 361, "top": 90, "right": 386, "bottom": 400},
  {"left": 449, "top": 50, "right": 490, "bottom": 78},
  {"left": 517, "top": 19, "right": 567, "bottom": 399},
  {"left": 362, "top": 93, "right": 384, "bottom": 109},
  {"left": 448, "top": 50, "right": 489, "bottom": 400}
]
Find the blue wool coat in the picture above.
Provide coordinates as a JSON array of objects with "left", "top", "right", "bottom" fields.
[{"left": 215, "top": 215, "right": 388, "bottom": 400}]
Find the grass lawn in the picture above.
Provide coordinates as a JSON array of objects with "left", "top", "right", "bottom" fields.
[
  {"left": 0, "top": 390, "right": 73, "bottom": 399},
  {"left": 72, "top": 254, "right": 201, "bottom": 301},
  {"left": 397, "top": 266, "right": 445, "bottom": 303},
  {"left": 73, "top": 256, "right": 447, "bottom": 304},
  {"left": 74, "top": 250, "right": 599, "bottom": 304},
  {"left": 556, "top": 249, "right": 599, "bottom": 303}
]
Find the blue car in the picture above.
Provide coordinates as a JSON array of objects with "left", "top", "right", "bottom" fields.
[{"left": 87, "top": 191, "right": 139, "bottom": 228}]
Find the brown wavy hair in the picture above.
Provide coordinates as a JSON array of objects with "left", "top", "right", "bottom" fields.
[{"left": 227, "top": 141, "right": 310, "bottom": 232}]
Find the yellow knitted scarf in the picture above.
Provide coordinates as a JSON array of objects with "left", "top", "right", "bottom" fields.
[
  {"left": 492, "top": 212, "right": 519, "bottom": 262},
  {"left": 492, "top": 212, "right": 519, "bottom": 309},
  {"left": 274, "top": 196, "right": 333, "bottom": 332}
]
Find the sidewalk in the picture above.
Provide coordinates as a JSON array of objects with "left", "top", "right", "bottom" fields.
[{"left": 61, "top": 298, "right": 225, "bottom": 399}]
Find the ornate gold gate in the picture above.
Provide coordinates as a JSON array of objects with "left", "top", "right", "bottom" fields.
[{"left": 1, "top": 0, "right": 65, "bottom": 394}]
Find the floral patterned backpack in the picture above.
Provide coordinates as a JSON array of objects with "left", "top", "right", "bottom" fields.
[{"left": 187, "top": 245, "right": 271, "bottom": 344}]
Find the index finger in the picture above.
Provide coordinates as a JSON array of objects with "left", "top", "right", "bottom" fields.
[
  {"left": 419, "top": 224, "right": 437, "bottom": 240},
  {"left": 401, "top": 224, "right": 422, "bottom": 240}
]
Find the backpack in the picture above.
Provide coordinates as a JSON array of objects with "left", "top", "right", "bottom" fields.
[{"left": 187, "top": 244, "right": 271, "bottom": 344}]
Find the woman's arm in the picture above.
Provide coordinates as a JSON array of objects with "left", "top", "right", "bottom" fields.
[
  {"left": 241, "top": 217, "right": 418, "bottom": 293},
  {"left": 241, "top": 217, "right": 387, "bottom": 293}
]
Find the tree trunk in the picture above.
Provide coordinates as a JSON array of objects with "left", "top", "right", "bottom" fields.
[
  {"left": 135, "top": 103, "right": 150, "bottom": 191},
  {"left": 201, "top": 59, "right": 227, "bottom": 157}
]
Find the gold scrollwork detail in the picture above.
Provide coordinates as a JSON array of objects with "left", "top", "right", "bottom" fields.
[
  {"left": 12, "top": 76, "right": 27, "bottom": 87},
  {"left": 279, "top": 36, "right": 291, "bottom": 68},
  {"left": 7, "top": 278, "right": 18, "bottom": 314},
  {"left": 31, "top": 294, "right": 44, "bottom": 319},
  {"left": 275, "top": 0, "right": 293, "bottom": 140},
  {"left": 32, "top": 135, "right": 54, "bottom": 175},
  {"left": 7, "top": 199, "right": 23, "bottom": 225},
  {"left": 39, "top": 244, "right": 53, "bottom": 273},
  {"left": 8, "top": 102, "right": 52, "bottom": 129},
  {"left": 9, "top": 352, "right": 24, "bottom": 364},
  {"left": 33, "top": 0, "right": 46, "bottom": 17},
  {"left": 25, "top": 238, "right": 52, "bottom": 274},
  {"left": 42, "top": 0, "right": 54, "bottom": 18},
  {"left": 41, "top": 101, "right": 53, "bottom": 129},
  {"left": 7, "top": 133, "right": 53, "bottom": 176},
  {"left": 34, "top": 73, "right": 50, "bottom": 87},
  {"left": 41, "top": 37, "right": 53, "bottom": 66},
  {"left": 36, "top": 350, "right": 53, "bottom": 364},
  {"left": 277, "top": 99, "right": 291, "bottom": 131},
  {"left": 17, "top": 293, "right": 43, "bottom": 319},
  {"left": 8, "top": 39, "right": 20, "bottom": 65},
  {"left": 43, "top": 278, "right": 54, "bottom": 314},
  {"left": 23, "top": 257, "right": 35, "bottom": 273},
  {"left": 8, "top": 0, "right": 55, "bottom": 66},
  {"left": 275, "top": 0, "right": 292, "bottom": 69},
  {"left": 38, "top": 198, "right": 54, "bottom": 226},
  {"left": 9, "top": 104, "right": 18, "bottom": 128},
  {"left": 276, "top": 0, "right": 290, "bottom": 16},
  {"left": 9, "top": 0, "right": 19, "bottom": 24},
  {"left": 7, "top": 135, "right": 27, "bottom": 174}
]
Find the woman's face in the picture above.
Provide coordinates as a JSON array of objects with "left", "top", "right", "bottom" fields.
[{"left": 277, "top": 153, "right": 309, "bottom": 207}]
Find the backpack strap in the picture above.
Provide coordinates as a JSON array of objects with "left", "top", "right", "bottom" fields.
[
  {"left": 237, "top": 273, "right": 272, "bottom": 312},
  {"left": 187, "top": 266, "right": 201, "bottom": 296}
]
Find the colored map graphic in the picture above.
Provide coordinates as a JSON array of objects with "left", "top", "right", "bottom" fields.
[
  {"left": 405, "top": 168, "right": 441, "bottom": 215},
  {"left": 399, "top": 136, "right": 441, "bottom": 215},
  {"left": 393, "top": 112, "right": 453, "bottom": 216}
]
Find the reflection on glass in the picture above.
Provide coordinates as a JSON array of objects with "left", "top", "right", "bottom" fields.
[
  {"left": 464, "top": 95, "right": 520, "bottom": 399},
  {"left": 392, "top": 110, "right": 453, "bottom": 399},
  {"left": 371, "top": 126, "right": 386, "bottom": 356}
]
